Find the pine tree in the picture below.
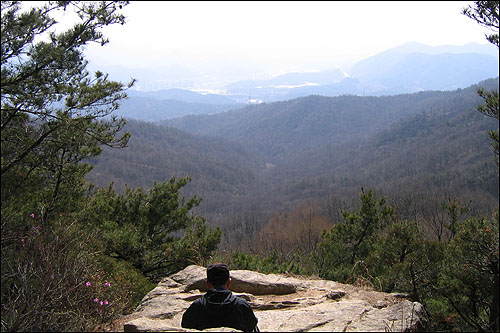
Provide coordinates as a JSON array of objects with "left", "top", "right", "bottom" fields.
[{"left": 463, "top": 1, "right": 499, "bottom": 166}]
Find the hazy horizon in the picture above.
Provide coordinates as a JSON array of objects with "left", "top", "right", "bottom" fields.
[{"left": 28, "top": 1, "right": 498, "bottom": 92}]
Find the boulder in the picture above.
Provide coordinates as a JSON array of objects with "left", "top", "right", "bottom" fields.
[
  {"left": 169, "top": 265, "right": 297, "bottom": 295},
  {"left": 123, "top": 265, "right": 425, "bottom": 332}
]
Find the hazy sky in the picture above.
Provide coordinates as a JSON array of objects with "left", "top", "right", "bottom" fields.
[{"left": 79, "top": 1, "right": 493, "bottom": 75}]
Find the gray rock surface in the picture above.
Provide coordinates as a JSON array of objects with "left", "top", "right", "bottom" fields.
[{"left": 123, "top": 265, "right": 424, "bottom": 332}]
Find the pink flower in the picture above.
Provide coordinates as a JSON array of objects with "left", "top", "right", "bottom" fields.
[
  {"left": 50, "top": 275, "right": 54, "bottom": 279},
  {"left": 35, "top": 225, "right": 41, "bottom": 231},
  {"left": 94, "top": 298, "right": 99, "bottom": 303},
  {"left": 85, "top": 281, "right": 91, "bottom": 287},
  {"left": 104, "top": 300, "right": 109, "bottom": 305},
  {"left": 99, "top": 301, "right": 103, "bottom": 306},
  {"left": 21, "top": 238, "right": 25, "bottom": 244},
  {"left": 104, "top": 282, "right": 111, "bottom": 287},
  {"left": 30, "top": 213, "right": 35, "bottom": 219}
]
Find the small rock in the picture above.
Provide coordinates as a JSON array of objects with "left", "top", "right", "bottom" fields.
[{"left": 326, "top": 290, "right": 346, "bottom": 300}]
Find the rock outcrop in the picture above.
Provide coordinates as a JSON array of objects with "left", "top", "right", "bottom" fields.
[{"left": 123, "top": 265, "right": 424, "bottom": 332}]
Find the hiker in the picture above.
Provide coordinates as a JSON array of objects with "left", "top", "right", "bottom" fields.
[{"left": 181, "top": 263, "right": 259, "bottom": 332}]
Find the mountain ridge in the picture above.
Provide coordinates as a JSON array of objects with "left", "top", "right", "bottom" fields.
[{"left": 164, "top": 78, "right": 499, "bottom": 164}]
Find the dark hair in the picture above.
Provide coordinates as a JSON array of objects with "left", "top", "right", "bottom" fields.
[{"left": 207, "top": 263, "right": 230, "bottom": 288}]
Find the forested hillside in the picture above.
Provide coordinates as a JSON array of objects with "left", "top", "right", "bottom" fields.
[
  {"left": 87, "top": 120, "right": 264, "bottom": 211},
  {"left": 164, "top": 78, "right": 498, "bottom": 166},
  {"left": 88, "top": 78, "right": 499, "bottom": 239}
]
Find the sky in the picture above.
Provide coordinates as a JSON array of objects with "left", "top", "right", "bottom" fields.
[
  {"left": 23, "top": 1, "right": 495, "bottom": 90},
  {"left": 80, "top": 1, "right": 493, "bottom": 73}
]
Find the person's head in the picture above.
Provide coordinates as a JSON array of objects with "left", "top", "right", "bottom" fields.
[{"left": 206, "top": 263, "right": 231, "bottom": 289}]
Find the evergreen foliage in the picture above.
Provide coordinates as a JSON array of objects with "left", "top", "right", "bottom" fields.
[
  {"left": 463, "top": 1, "right": 499, "bottom": 47},
  {"left": 1, "top": 2, "right": 221, "bottom": 331},
  {"left": 476, "top": 87, "right": 499, "bottom": 165},
  {"left": 463, "top": 1, "right": 499, "bottom": 166},
  {"left": 315, "top": 189, "right": 395, "bottom": 281},
  {"left": 85, "top": 178, "right": 221, "bottom": 281},
  {"left": 438, "top": 213, "right": 499, "bottom": 331}
]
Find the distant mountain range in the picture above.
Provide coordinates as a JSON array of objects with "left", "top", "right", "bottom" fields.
[
  {"left": 115, "top": 89, "right": 243, "bottom": 121},
  {"left": 224, "top": 42, "right": 498, "bottom": 102},
  {"left": 127, "top": 89, "right": 237, "bottom": 105},
  {"left": 111, "top": 42, "right": 498, "bottom": 121},
  {"left": 348, "top": 43, "right": 498, "bottom": 94}
]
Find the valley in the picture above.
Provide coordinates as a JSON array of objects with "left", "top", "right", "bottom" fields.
[{"left": 87, "top": 77, "right": 500, "bottom": 250}]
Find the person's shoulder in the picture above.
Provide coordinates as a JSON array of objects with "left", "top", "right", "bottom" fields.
[
  {"left": 187, "top": 296, "right": 205, "bottom": 309},
  {"left": 234, "top": 295, "right": 252, "bottom": 307}
]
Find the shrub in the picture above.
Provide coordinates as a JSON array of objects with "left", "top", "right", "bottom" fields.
[{"left": 1, "top": 215, "right": 134, "bottom": 331}]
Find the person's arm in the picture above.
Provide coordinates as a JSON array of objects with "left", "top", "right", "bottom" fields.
[
  {"left": 240, "top": 302, "right": 258, "bottom": 332},
  {"left": 181, "top": 301, "right": 202, "bottom": 329}
]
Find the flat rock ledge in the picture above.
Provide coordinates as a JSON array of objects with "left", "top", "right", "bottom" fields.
[{"left": 123, "top": 265, "right": 424, "bottom": 332}]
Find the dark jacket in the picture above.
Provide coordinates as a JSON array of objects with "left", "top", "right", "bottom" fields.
[{"left": 181, "top": 288, "right": 258, "bottom": 332}]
